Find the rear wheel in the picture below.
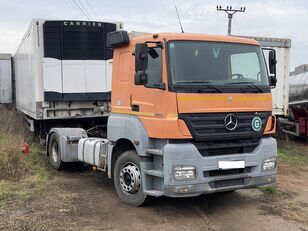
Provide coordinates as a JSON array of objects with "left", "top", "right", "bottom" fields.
[
  {"left": 114, "top": 150, "right": 148, "bottom": 206},
  {"left": 48, "top": 133, "right": 64, "bottom": 170}
]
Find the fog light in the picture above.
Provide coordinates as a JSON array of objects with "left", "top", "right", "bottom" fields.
[
  {"left": 173, "top": 166, "right": 196, "bottom": 181},
  {"left": 262, "top": 157, "right": 276, "bottom": 171}
]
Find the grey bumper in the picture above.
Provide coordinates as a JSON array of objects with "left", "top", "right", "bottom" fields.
[{"left": 162, "top": 137, "right": 277, "bottom": 197}]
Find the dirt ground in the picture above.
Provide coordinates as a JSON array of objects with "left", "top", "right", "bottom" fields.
[{"left": 1, "top": 140, "right": 308, "bottom": 231}]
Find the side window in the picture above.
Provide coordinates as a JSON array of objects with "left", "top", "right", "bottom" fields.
[
  {"left": 145, "top": 47, "right": 162, "bottom": 86},
  {"left": 230, "top": 52, "right": 261, "bottom": 81}
]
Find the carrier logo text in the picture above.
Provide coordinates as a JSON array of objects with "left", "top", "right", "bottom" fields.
[{"left": 63, "top": 21, "right": 102, "bottom": 27}]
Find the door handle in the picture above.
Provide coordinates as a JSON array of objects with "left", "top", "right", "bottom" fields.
[{"left": 131, "top": 104, "right": 139, "bottom": 112}]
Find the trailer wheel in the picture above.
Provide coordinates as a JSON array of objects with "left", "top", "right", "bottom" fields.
[
  {"left": 114, "top": 150, "right": 148, "bottom": 206},
  {"left": 48, "top": 133, "right": 64, "bottom": 170}
]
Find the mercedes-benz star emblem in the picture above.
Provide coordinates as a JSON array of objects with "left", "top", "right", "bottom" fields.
[{"left": 224, "top": 114, "right": 238, "bottom": 131}]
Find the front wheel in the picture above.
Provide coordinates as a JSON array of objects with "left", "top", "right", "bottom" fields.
[{"left": 113, "top": 150, "right": 148, "bottom": 206}]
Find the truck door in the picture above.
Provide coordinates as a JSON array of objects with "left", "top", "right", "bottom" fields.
[{"left": 131, "top": 45, "right": 166, "bottom": 129}]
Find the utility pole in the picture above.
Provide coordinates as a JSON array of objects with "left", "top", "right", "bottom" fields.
[{"left": 216, "top": 6, "right": 246, "bottom": 35}]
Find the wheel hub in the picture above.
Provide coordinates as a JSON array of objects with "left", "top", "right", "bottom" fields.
[
  {"left": 119, "top": 163, "right": 141, "bottom": 194},
  {"left": 51, "top": 142, "right": 59, "bottom": 163}
]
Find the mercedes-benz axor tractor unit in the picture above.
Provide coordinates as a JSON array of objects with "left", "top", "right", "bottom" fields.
[{"left": 46, "top": 31, "right": 278, "bottom": 206}]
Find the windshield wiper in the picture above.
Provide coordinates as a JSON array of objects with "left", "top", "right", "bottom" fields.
[
  {"left": 175, "top": 81, "right": 222, "bottom": 93},
  {"left": 224, "top": 81, "right": 264, "bottom": 93}
]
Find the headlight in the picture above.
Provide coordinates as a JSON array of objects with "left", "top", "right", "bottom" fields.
[
  {"left": 262, "top": 157, "right": 277, "bottom": 171},
  {"left": 173, "top": 166, "right": 196, "bottom": 181}
]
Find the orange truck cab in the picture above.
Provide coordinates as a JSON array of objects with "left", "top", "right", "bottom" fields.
[{"left": 47, "top": 30, "right": 278, "bottom": 206}]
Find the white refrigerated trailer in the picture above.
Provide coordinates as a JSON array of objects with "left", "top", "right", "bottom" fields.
[
  {"left": 0, "top": 54, "right": 12, "bottom": 104},
  {"left": 14, "top": 19, "right": 122, "bottom": 137}
]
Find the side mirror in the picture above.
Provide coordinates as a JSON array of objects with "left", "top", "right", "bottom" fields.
[
  {"left": 269, "top": 50, "right": 277, "bottom": 75},
  {"left": 263, "top": 48, "right": 277, "bottom": 88},
  {"left": 269, "top": 50, "right": 277, "bottom": 88},
  {"left": 134, "top": 72, "right": 148, "bottom": 85},
  {"left": 269, "top": 75, "right": 277, "bottom": 88},
  {"left": 135, "top": 43, "right": 148, "bottom": 72}
]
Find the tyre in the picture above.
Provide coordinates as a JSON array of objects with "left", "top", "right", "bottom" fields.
[
  {"left": 113, "top": 150, "right": 148, "bottom": 206},
  {"left": 48, "top": 133, "right": 64, "bottom": 170}
]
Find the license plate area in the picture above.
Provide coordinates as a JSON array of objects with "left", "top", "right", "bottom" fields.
[{"left": 218, "top": 160, "right": 245, "bottom": 170}]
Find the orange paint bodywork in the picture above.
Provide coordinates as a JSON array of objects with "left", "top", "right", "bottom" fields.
[
  {"left": 111, "top": 33, "right": 275, "bottom": 139},
  {"left": 264, "top": 115, "right": 276, "bottom": 135},
  {"left": 177, "top": 93, "right": 272, "bottom": 113}
]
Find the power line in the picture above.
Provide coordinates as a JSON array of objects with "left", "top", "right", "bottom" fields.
[
  {"left": 216, "top": 5, "right": 246, "bottom": 35},
  {"left": 216, "top": 0, "right": 220, "bottom": 34},
  {"left": 238, "top": 9, "right": 244, "bottom": 34},
  {"left": 70, "top": 0, "right": 91, "bottom": 20},
  {"left": 85, "top": 0, "right": 100, "bottom": 20},
  {"left": 76, "top": 0, "right": 93, "bottom": 20},
  {"left": 69, "top": 0, "right": 87, "bottom": 19},
  {"left": 68, "top": 0, "right": 83, "bottom": 18}
]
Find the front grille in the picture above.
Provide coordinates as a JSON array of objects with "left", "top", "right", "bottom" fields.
[
  {"left": 204, "top": 167, "right": 251, "bottom": 177},
  {"left": 209, "top": 178, "right": 247, "bottom": 189},
  {"left": 179, "top": 112, "right": 271, "bottom": 141},
  {"left": 193, "top": 138, "right": 260, "bottom": 156}
]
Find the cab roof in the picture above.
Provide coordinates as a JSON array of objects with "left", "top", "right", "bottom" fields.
[{"left": 130, "top": 33, "right": 260, "bottom": 46}]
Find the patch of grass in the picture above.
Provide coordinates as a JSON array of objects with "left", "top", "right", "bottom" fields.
[
  {"left": 0, "top": 134, "right": 29, "bottom": 180},
  {"left": 260, "top": 186, "right": 278, "bottom": 195},
  {"left": 277, "top": 139, "right": 308, "bottom": 168},
  {"left": 0, "top": 106, "right": 34, "bottom": 181},
  {"left": 278, "top": 148, "right": 308, "bottom": 166},
  {"left": 0, "top": 146, "right": 51, "bottom": 210},
  {"left": 259, "top": 186, "right": 295, "bottom": 199},
  {"left": 0, "top": 107, "right": 52, "bottom": 210},
  {"left": 0, "top": 105, "right": 30, "bottom": 139}
]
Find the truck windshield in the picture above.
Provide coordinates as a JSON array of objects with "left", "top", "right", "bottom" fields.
[{"left": 168, "top": 41, "right": 270, "bottom": 93}]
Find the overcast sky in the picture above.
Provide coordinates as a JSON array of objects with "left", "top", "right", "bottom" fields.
[{"left": 0, "top": 0, "right": 306, "bottom": 70}]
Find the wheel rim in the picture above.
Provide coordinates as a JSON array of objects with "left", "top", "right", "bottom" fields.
[
  {"left": 51, "top": 141, "right": 59, "bottom": 163},
  {"left": 119, "top": 162, "right": 141, "bottom": 194}
]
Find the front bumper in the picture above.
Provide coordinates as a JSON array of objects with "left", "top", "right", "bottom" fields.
[{"left": 162, "top": 137, "right": 277, "bottom": 197}]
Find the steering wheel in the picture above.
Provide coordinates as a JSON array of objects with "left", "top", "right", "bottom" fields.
[{"left": 231, "top": 73, "right": 244, "bottom": 79}]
